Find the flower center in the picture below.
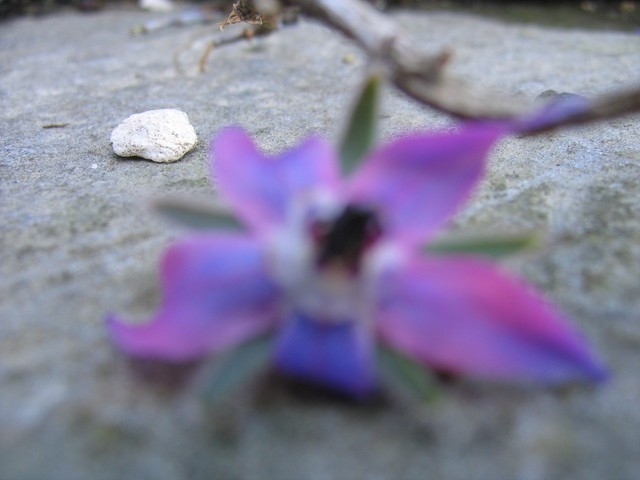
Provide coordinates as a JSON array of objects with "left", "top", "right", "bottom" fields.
[
  {"left": 311, "top": 204, "right": 382, "bottom": 274},
  {"left": 266, "top": 201, "right": 395, "bottom": 324}
]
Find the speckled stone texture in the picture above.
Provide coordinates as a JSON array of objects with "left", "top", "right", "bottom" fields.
[{"left": 1, "top": 7, "right": 639, "bottom": 480}]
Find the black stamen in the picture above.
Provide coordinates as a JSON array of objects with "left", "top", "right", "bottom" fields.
[{"left": 315, "top": 204, "right": 381, "bottom": 272}]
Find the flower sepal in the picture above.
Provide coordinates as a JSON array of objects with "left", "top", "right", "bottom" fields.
[
  {"left": 339, "top": 72, "right": 381, "bottom": 175},
  {"left": 153, "top": 196, "right": 242, "bottom": 231},
  {"left": 426, "top": 232, "right": 540, "bottom": 259},
  {"left": 194, "top": 335, "right": 272, "bottom": 407},
  {"left": 378, "top": 346, "right": 442, "bottom": 404}
]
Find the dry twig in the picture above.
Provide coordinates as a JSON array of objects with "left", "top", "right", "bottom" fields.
[{"left": 275, "top": 0, "right": 640, "bottom": 132}]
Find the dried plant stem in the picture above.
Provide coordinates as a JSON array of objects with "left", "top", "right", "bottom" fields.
[
  {"left": 197, "top": 29, "right": 262, "bottom": 73},
  {"left": 282, "top": 0, "right": 640, "bottom": 132},
  {"left": 286, "top": 0, "right": 528, "bottom": 118}
]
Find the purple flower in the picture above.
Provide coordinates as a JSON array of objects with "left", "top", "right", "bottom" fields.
[{"left": 107, "top": 124, "right": 606, "bottom": 397}]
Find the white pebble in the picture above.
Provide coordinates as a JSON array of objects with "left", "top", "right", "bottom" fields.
[
  {"left": 111, "top": 109, "right": 197, "bottom": 163},
  {"left": 139, "top": 0, "right": 174, "bottom": 12}
]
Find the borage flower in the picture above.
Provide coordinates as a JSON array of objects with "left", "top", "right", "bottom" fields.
[{"left": 107, "top": 124, "right": 606, "bottom": 398}]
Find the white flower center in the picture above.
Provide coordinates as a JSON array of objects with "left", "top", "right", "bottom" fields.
[{"left": 265, "top": 191, "right": 404, "bottom": 324}]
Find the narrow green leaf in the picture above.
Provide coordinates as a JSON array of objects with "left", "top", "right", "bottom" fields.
[
  {"left": 339, "top": 73, "right": 381, "bottom": 175},
  {"left": 378, "top": 346, "right": 440, "bottom": 403},
  {"left": 198, "top": 336, "right": 272, "bottom": 406},
  {"left": 152, "top": 197, "right": 241, "bottom": 230},
  {"left": 426, "top": 233, "right": 540, "bottom": 259}
]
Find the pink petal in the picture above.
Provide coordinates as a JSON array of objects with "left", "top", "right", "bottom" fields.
[
  {"left": 107, "top": 234, "right": 281, "bottom": 361},
  {"left": 211, "top": 127, "right": 341, "bottom": 234},
  {"left": 376, "top": 255, "right": 607, "bottom": 384},
  {"left": 347, "top": 124, "right": 506, "bottom": 244}
]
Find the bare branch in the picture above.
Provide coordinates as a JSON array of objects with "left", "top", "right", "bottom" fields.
[
  {"left": 283, "top": 0, "right": 640, "bottom": 130},
  {"left": 285, "top": 0, "right": 529, "bottom": 119}
]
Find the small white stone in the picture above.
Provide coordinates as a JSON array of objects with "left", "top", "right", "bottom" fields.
[
  {"left": 139, "top": 0, "right": 174, "bottom": 12},
  {"left": 111, "top": 109, "right": 198, "bottom": 163}
]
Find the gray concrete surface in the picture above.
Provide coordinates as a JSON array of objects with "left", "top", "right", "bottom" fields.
[{"left": 1, "top": 6, "right": 639, "bottom": 480}]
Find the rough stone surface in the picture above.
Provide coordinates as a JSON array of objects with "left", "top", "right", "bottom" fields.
[
  {"left": 111, "top": 108, "right": 197, "bottom": 162},
  {"left": 1, "top": 6, "right": 639, "bottom": 480}
]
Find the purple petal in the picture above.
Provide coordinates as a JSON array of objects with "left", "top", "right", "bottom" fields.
[
  {"left": 107, "top": 233, "right": 281, "bottom": 361},
  {"left": 274, "top": 312, "right": 377, "bottom": 397},
  {"left": 211, "top": 127, "right": 341, "bottom": 234},
  {"left": 512, "top": 94, "right": 590, "bottom": 134},
  {"left": 376, "top": 255, "right": 607, "bottom": 384},
  {"left": 346, "top": 124, "right": 506, "bottom": 244}
]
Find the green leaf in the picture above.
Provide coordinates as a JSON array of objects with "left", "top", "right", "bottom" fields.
[
  {"left": 377, "top": 346, "right": 440, "bottom": 403},
  {"left": 198, "top": 336, "right": 272, "bottom": 406},
  {"left": 426, "top": 233, "right": 540, "bottom": 259},
  {"left": 152, "top": 197, "right": 241, "bottom": 230},
  {"left": 339, "top": 73, "right": 381, "bottom": 175}
]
